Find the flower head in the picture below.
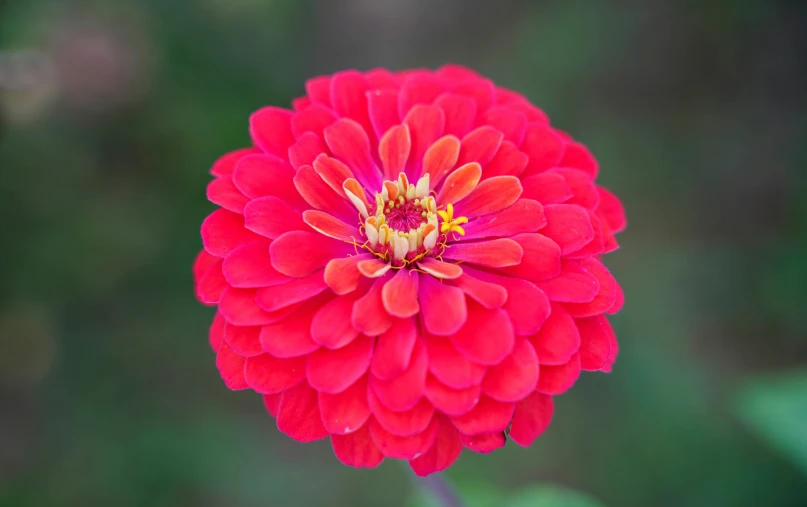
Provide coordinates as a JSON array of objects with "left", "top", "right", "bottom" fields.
[{"left": 194, "top": 65, "right": 626, "bottom": 475}]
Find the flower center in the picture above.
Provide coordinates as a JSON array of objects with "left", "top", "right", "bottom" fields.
[{"left": 342, "top": 172, "right": 467, "bottom": 267}]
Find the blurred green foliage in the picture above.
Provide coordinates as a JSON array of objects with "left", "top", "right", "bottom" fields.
[{"left": 1, "top": 0, "right": 806, "bottom": 506}]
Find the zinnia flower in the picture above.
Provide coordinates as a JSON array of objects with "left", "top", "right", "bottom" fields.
[{"left": 193, "top": 65, "right": 626, "bottom": 476}]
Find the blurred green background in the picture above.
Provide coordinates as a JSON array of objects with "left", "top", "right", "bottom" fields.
[{"left": 2, "top": 0, "right": 806, "bottom": 506}]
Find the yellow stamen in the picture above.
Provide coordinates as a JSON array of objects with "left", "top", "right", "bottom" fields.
[{"left": 437, "top": 203, "right": 468, "bottom": 236}]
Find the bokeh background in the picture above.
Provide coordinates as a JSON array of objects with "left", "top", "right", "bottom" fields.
[{"left": 2, "top": 0, "right": 806, "bottom": 506}]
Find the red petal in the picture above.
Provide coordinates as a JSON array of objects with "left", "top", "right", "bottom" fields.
[
  {"left": 194, "top": 249, "right": 219, "bottom": 284},
  {"left": 577, "top": 315, "right": 612, "bottom": 371},
  {"left": 370, "top": 339, "right": 428, "bottom": 411},
  {"left": 365, "top": 67, "right": 401, "bottom": 88},
  {"left": 255, "top": 270, "right": 328, "bottom": 312},
  {"left": 483, "top": 141, "right": 528, "bottom": 179},
  {"left": 369, "top": 415, "right": 439, "bottom": 459},
  {"left": 216, "top": 343, "right": 248, "bottom": 390},
  {"left": 596, "top": 186, "right": 627, "bottom": 233},
  {"left": 564, "top": 258, "right": 617, "bottom": 317},
  {"left": 481, "top": 339, "right": 539, "bottom": 402},
  {"left": 536, "top": 260, "right": 599, "bottom": 303},
  {"left": 367, "top": 89, "right": 401, "bottom": 139},
  {"left": 422, "top": 135, "right": 461, "bottom": 187},
  {"left": 450, "top": 301, "right": 514, "bottom": 365},
  {"left": 259, "top": 298, "right": 323, "bottom": 357},
  {"left": 331, "top": 423, "right": 385, "bottom": 468},
  {"left": 424, "top": 331, "right": 486, "bottom": 389},
  {"left": 232, "top": 154, "right": 305, "bottom": 208},
  {"left": 243, "top": 196, "right": 308, "bottom": 239},
  {"left": 452, "top": 79, "right": 495, "bottom": 115},
  {"left": 450, "top": 396, "right": 514, "bottom": 435},
  {"left": 509, "top": 392, "right": 554, "bottom": 447},
  {"left": 330, "top": 70, "right": 373, "bottom": 137},
  {"left": 222, "top": 240, "right": 292, "bottom": 289},
  {"left": 369, "top": 390, "right": 435, "bottom": 436},
  {"left": 464, "top": 267, "right": 551, "bottom": 336},
  {"left": 250, "top": 107, "right": 294, "bottom": 159},
  {"left": 550, "top": 167, "right": 599, "bottom": 209},
  {"left": 207, "top": 177, "right": 249, "bottom": 213},
  {"left": 291, "top": 103, "right": 337, "bottom": 138},
  {"left": 223, "top": 322, "right": 263, "bottom": 357},
  {"left": 404, "top": 105, "right": 445, "bottom": 178},
  {"left": 381, "top": 268, "right": 420, "bottom": 318},
  {"left": 461, "top": 199, "right": 545, "bottom": 240},
  {"left": 520, "top": 124, "right": 564, "bottom": 177},
  {"left": 457, "top": 126, "right": 503, "bottom": 167},
  {"left": 609, "top": 280, "right": 625, "bottom": 315},
  {"left": 529, "top": 303, "right": 580, "bottom": 365},
  {"left": 500, "top": 233, "right": 562, "bottom": 282},
  {"left": 450, "top": 272, "right": 508, "bottom": 310},
  {"left": 324, "top": 253, "right": 374, "bottom": 295},
  {"left": 352, "top": 275, "right": 394, "bottom": 336},
  {"left": 209, "top": 312, "right": 225, "bottom": 352},
  {"left": 536, "top": 353, "right": 581, "bottom": 394},
  {"left": 456, "top": 175, "right": 523, "bottom": 219},
  {"left": 424, "top": 375, "right": 481, "bottom": 416},
  {"left": 419, "top": 275, "right": 467, "bottom": 336},
  {"left": 435, "top": 162, "right": 481, "bottom": 205},
  {"left": 443, "top": 238, "right": 523, "bottom": 268},
  {"left": 311, "top": 291, "right": 364, "bottom": 349},
  {"left": 436, "top": 64, "right": 480, "bottom": 81},
  {"left": 293, "top": 165, "right": 355, "bottom": 222},
  {"left": 307, "top": 335, "right": 373, "bottom": 394},
  {"left": 324, "top": 118, "right": 381, "bottom": 190},
  {"left": 434, "top": 93, "right": 476, "bottom": 138},
  {"left": 378, "top": 125, "right": 411, "bottom": 180},
  {"left": 600, "top": 317, "right": 619, "bottom": 372},
  {"left": 521, "top": 173, "right": 573, "bottom": 205},
  {"left": 541, "top": 204, "right": 595, "bottom": 255},
  {"left": 302, "top": 210, "right": 360, "bottom": 242},
  {"left": 289, "top": 132, "right": 329, "bottom": 170},
  {"left": 319, "top": 376, "right": 371, "bottom": 435},
  {"left": 305, "top": 75, "right": 332, "bottom": 106},
  {"left": 409, "top": 415, "right": 463, "bottom": 476},
  {"left": 291, "top": 96, "right": 311, "bottom": 111},
  {"left": 418, "top": 258, "right": 463, "bottom": 280},
  {"left": 269, "top": 230, "right": 352, "bottom": 278},
  {"left": 276, "top": 381, "right": 329, "bottom": 442},
  {"left": 559, "top": 142, "right": 598, "bottom": 179},
  {"left": 244, "top": 353, "right": 306, "bottom": 394},
  {"left": 565, "top": 213, "right": 605, "bottom": 259},
  {"left": 263, "top": 393, "right": 282, "bottom": 417},
  {"left": 196, "top": 259, "right": 227, "bottom": 304},
  {"left": 371, "top": 317, "right": 417, "bottom": 380},
  {"left": 201, "top": 209, "right": 261, "bottom": 257},
  {"left": 480, "top": 107, "right": 527, "bottom": 145},
  {"left": 219, "top": 286, "right": 297, "bottom": 326},
  {"left": 210, "top": 148, "right": 256, "bottom": 177},
  {"left": 398, "top": 73, "right": 445, "bottom": 118},
  {"left": 460, "top": 432, "right": 506, "bottom": 454}
]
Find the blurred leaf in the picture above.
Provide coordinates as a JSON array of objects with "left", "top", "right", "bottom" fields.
[
  {"left": 735, "top": 370, "right": 807, "bottom": 476},
  {"left": 409, "top": 482, "right": 603, "bottom": 507},
  {"left": 505, "top": 485, "right": 605, "bottom": 507}
]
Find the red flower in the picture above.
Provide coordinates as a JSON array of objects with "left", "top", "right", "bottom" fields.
[{"left": 194, "top": 65, "right": 626, "bottom": 476}]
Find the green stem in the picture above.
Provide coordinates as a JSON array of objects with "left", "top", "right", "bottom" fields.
[{"left": 416, "top": 472, "right": 465, "bottom": 507}]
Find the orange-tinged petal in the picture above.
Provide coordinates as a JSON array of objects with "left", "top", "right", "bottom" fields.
[
  {"left": 422, "top": 135, "right": 461, "bottom": 187},
  {"left": 435, "top": 162, "right": 482, "bottom": 205},
  {"left": 418, "top": 257, "right": 463, "bottom": 279}
]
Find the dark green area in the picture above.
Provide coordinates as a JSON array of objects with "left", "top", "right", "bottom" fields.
[{"left": 1, "top": 0, "right": 806, "bottom": 506}]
